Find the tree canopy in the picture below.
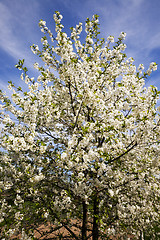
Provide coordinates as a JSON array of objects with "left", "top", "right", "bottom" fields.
[{"left": 0, "top": 11, "right": 160, "bottom": 239}]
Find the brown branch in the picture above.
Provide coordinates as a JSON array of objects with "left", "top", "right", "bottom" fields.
[
  {"left": 68, "top": 81, "right": 76, "bottom": 116},
  {"left": 115, "top": 176, "right": 139, "bottom": 190},
  {"left": 108, "top": 141, "right": 137, "bottom": 164},
  {"left": 74, "top": 99, "right": 83, "bottom": 129},
  {"left": 124, "top": 107, "right": 132, "bottom": 118},
  {"left": 40, "top": 197, "right": 80, "bottom": 240}
]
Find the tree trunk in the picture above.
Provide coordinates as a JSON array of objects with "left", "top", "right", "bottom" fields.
[
  {"left": 92, "top": 195, "right": 99, "bottom": 240},
  {"left": 82, "top": 201, "right": 88, "bottom": 240}
]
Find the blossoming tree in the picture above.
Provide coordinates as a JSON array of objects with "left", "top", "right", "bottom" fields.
[{"left": 0, "top": 11, "right": 160, "bottom": 239}]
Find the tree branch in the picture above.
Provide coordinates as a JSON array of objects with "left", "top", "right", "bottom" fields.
[
  {"left": 68, "top": 81, "right": 76, "bottom": 116},
  {"left": 108, "top": 141, "right": 137, "bottom": 164}
]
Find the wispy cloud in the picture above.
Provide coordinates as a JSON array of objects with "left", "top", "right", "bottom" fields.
[{"left": 0, "top": 0, "right": 41, "bottom": 71}]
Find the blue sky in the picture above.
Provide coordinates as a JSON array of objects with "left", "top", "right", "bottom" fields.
[{"left": 0, "top": 0, "right": 160, "bottom": 99}]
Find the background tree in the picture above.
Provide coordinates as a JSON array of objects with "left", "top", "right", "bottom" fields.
[{"left": 0, "top": 11, "right": 160, "bottom": 239}]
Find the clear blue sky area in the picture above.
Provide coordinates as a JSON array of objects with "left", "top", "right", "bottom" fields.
[{"left": 0, "top": 0, "right": 160, "bottom": 100}]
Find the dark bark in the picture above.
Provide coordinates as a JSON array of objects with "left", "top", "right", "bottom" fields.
[
  {"left": 92, "top": 195, "right": 99, "bottom": 240},
  {"left": 108, "top": 141, "right": 137, "bottom": 164},
  {"left": 82, "top": 201, "right": 88, "bottom": 240}
]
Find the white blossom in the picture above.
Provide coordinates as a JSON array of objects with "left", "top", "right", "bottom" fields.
[{"left": 107, "top": 35, "right": 114, "bottom": 43}]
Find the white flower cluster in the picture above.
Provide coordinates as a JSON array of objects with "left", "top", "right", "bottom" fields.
[
  {"left": 147, "top": 62, "right": 157, "bottom": 75},
  {"left": 107, "top": 35, "right": 114, "bottom": 43}
]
